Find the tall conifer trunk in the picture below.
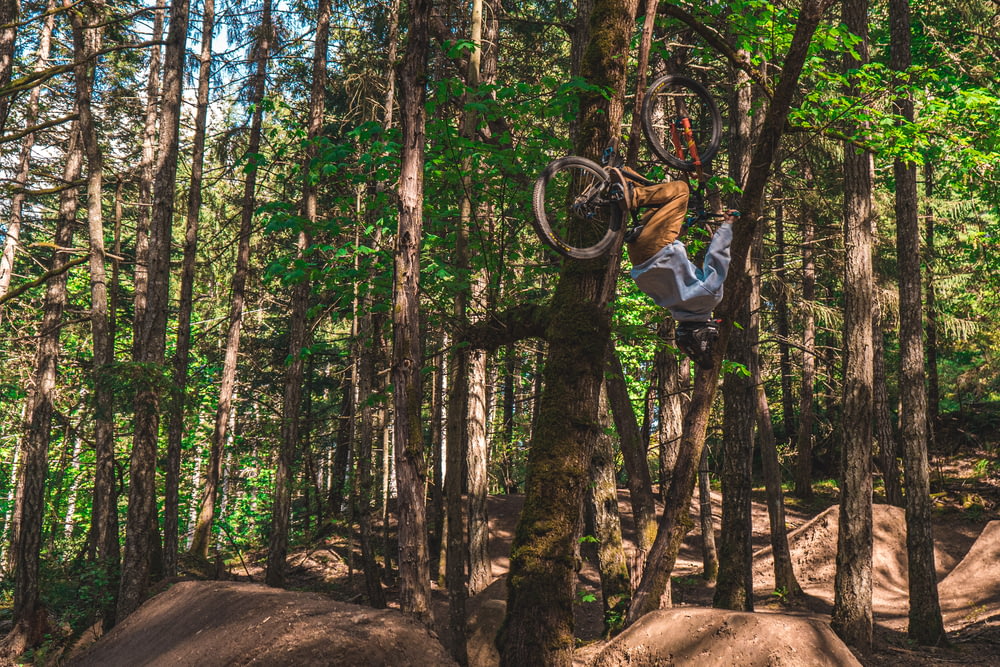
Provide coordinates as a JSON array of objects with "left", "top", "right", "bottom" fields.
[
  {"left": 890, "top": 0, "right": 946, "bottom": 644},
  {"left": 119, "top": 0, "right": 190, "bottom": 619},
  {"left": 1, "top": 126, "right": 81, "bottom": 657},
  {"left": 832, "top": 0, "right": 875, "bottom": 649},
  {"left": 794, "top": 174, "right": 817, "bottom": 499},
  {"left": 265, "top": 0, "right": 330, "bottom": 588},
  {"left": 626, "top": 0, "right": 831, "bottom": 624},
  {"left": 0, "top": 0, "right": 20, "bottom": 137},
  {"left": 715, "top": 57, "right": 755, "bottom": 613},
  {"left": 163, "top": 0, "right": 215, "bottom": 578},
  {"left": 189, "top": 0, "right": 270, "bottom": 559},
  {"left": 394, "top": 0, "right": 432, "bottom": 619}
]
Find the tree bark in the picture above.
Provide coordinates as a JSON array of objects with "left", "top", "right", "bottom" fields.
[
  {"left": 132, "top": 0, "right": 165, "bottom": 332},
  {"left": 890, "top": 0, "right": 946, "bottom": 644},
  {"left": 393, "top": 0, "right": 432, "bottom": 619},
  {"left": 714, "top": 53, "right": 756, "bottom": 613},
  {"left": 794, "top": 181, "right": 817, "bottom": 499},
  {"left": 163, "top": 0, "right": 214, "bottom": 579},
  {"left": 64, "top": 0, "right": 118, "bottom": 621},
  {"left": 0, "top": 0, "right": 20, "bottom": 138},
  {"left": 499, "top": 1, "right": 637, "bottom": 663},
  {"left": 0, "top": 0, "right": 54, "bottom": 303},
  {"left": 873, "top": 319, "right": 903, "bottom": 505},
  {"left": 923, "top": 163, "right": 939, "bottom": 425},
  {"left": 751, "top": 233, "right": 801, "bottom": 597},
  {"left": 588, "top": 384, "right": 630, "bottom": 636},
  {"left": 189, "top": 0, "right": 269, "bottom": 560},
  {"left": 772, "top": 191, "right": 796, "bottom": 441},
  {"left": 356, "top": 313, "right": 388, "bottom": 608},
  {"left": 118, "top": 0, "right": 190, "bottom": 620},
  {"left": 265, "top": 0, "right": 329, "bottom": 587},
  {"left": 605, "top": 348, "right": 656, "bottom": 557},
  {"left": 697, "top": 446, "right": 718, "bottom": 582},
  {"left": 832, "top": 0, "right": 875, "bottom": 650},
  {"left": 655, "top": 319, "right": 683, "bottom": 501},
  {"left": 2, "top": 125, "right": 81, "bottom": 657}
]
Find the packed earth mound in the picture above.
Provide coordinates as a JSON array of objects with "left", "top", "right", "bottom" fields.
[
  {"left": 65, "top": 581, "right": 457, "bottom": 667},
  {"left": 589, "top": 607, "right": 861, "bottom": 667},
  {"left": 58, "top": 494, "right": 1000, "bottom": 667}
]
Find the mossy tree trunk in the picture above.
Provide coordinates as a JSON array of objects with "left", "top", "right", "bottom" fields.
[
  {"left": 588, "top": 385, "right": 630, "bottom": 636},
  {"left": 498, "top": 0, "right": 637, "bottom": 663}
]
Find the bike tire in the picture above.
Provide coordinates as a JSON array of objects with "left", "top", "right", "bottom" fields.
[
  {"left": 531, "top": 156, "right": 622, "bottom": 260},
  {"left": 641, "top": 75, "right": 722, "bottom": 171}
]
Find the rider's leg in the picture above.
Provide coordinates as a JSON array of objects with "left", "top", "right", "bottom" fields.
[{"left": 626, "top": 181, "right": 689, "bottom": 266}]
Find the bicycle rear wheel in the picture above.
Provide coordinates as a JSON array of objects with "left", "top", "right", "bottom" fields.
[
  {"left": 641, "top": 75, "right": 722, "bottom": 171},
  {"left": 531, "top": 156, "right": 623, "bottom": 260}
]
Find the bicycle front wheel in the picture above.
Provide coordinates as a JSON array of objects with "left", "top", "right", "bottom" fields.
[
  {"left": 531, "top": 156, "right": 622, "bottom": 260},
  {"left": 641, "top": 75, "right": 722, "bottom": 171}
]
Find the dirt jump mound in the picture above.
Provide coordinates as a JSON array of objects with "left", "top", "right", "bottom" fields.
[
  {"left": 590, "top": 607, "right": 860, "bottom": 666},
  {"left": 67, "top": 581, "right": 456, "bottom": 667}
]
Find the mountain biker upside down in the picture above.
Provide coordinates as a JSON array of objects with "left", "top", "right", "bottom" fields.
[{"left": 608, "top": 170, "right": 738, "bottom": 370}]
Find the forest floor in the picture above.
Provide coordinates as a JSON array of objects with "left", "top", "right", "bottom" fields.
[{"left": 65, "top": 444, "right": 1000, "bottom": 666}]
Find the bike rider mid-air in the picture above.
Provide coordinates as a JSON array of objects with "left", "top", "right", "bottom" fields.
[{"left": 607, "top": 169, "right": 738, "bottom": 370}]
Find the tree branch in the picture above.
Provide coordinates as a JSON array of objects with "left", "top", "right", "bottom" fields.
[
  {"left": 0, "top": 113, "right": 78, "bottom": 146},
  {"left": 658, "top": 3, "right": 773, "bottom": 98},
  {"left": 460, "top": 302, "right": 550, "bottom": 351},
  {"left": 0, "top": 255, "right": 88, "bottom": 307}
]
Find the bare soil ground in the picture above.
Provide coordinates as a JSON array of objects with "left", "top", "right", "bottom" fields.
[{"left": 66, "top": 451, "right": 1000, "bottom": 667}]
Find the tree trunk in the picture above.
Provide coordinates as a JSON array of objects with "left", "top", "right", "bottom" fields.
[
  {"left": 773, "top": 191, "right": 796, "bottom": 442},
  {"left": 163, "top": 0, "right": 214, "bottom": 579},
  {"left": 499, "top": 1, "right": 636, "bottom": 663},
  {"left": 605, "top": 348, "right": 657, "bottom": 557},
  {"left": 751, "top": 233, "right": 800, "bottom": 597},
  {"left": 444, "top": 344, "right": 468, "bottom": 662},
  {"left": 873, "top": 320, "right": 903, "bottom": 506},
  {"left": 890, "top": 0, "right": 946, "bottom": 644},
  {"left": 189, "top": 0, "right": 269, "bottom": 559},
  {"left": 655, "top": 319, "right": 683, "bottom": 500},
  {"left": 118, "top": 0, "right": 190, "bottom": 619},
  {"left": 832, "top": 0, "right": 875, "bottom": 650},
  {"left": 588, "top": 384, "right": 630, "bottom": 636},
  {"left": 132, "top": 0, "right": 166, "bottom": 332},
  {"left": 0, "top": 0, "right": 54, "bottom": 302},
  {"left": 714, "top": 55, "right": 755, "bottom": 613},
  {"left": 356, "top": 313, "right": 388, "bottom": 608},
  {"left": 459, "top": 0, "right": 497, "bottom": 599},
  {"left": 794, "top": 184, "right": 817, "bottom": 499},
  {"left": 2, "top": 126, "right": 81, "bottom": 657},
  {"left": 393, "top": 0, "right": 432, "bottom": 619},
  {"left": 923, "top": 163, "right": 939, "bottom": 425},
  {"left": 265, "top": 0, "right": 329, "bottom": 588},
  {"left": 626, "top": 0, "right": 831, "bottom": 625},
  {"left": 65, "top": 0, "right": 118, "bottom": 622},
  {"left": 0, "top": 0, "right": 20, "bottom": 137},
  {"left": 697, "top": 446, "right": 718, "bottom": 582}
]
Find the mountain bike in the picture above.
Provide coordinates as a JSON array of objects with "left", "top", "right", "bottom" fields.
[{"left": 531, "top": 75, "right": 722, "bottom": 260}]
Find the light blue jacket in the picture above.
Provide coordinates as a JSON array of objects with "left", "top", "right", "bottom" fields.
[{"left": 630, "top": 223, "right": 732, "bottom": 322}]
